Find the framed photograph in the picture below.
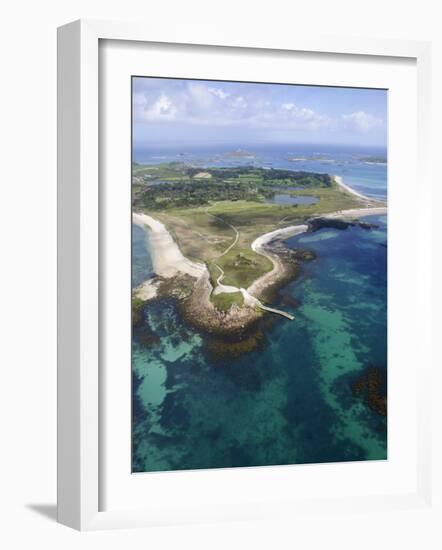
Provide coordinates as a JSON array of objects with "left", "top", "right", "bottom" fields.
[{"left": 57, "top": 19, "right": 433, "bottom": 530}]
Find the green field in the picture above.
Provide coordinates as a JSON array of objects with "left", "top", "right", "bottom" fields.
[
  {"left": 133, "top": 163, "right": 370, "bottom": 291},
  {"left": 211, "top": 291, "right": 244, "bottom": 311}
]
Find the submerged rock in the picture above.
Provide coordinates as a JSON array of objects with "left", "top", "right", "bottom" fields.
[
  {"left": 132, "top": 296, "right": 146, "bottom": 328},
  {"left": 138, "top": 327, "right": 160, "bottom": 348},
  {"left": 351, "top": 366, "right": 387, "bottom": 417},
  {"left": 133, "top": 237, "right": 315, "bottom": 337},
  {"left": 206, "top": 329, "right": 265, "bottom": 361},
  {"left": 279, "top": 294, "right": 301, "bottom": 310}
]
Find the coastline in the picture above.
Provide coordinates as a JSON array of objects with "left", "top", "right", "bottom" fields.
[
  {"left": 248, "top": 224, "right": 308, "bottom": 298},
  {"left": 334, "top": 175, "right": 371, "bottom": 201},
  {"left": 133, "top": 175, "right": 387, "bottom": 332},
  {"left": 247, "top": 175, "right": 387, "bottom": 299},
  {"left": 245, "top": 205, "right": 387, "bottom": 302},
  {"left": 133, "top": 213, "right": 207, "bottom": 279},
  {"left": 322, "top": 206, "right": 387, "bottom": 220},
  {"left": 334, "top": 175, "right": 387, "bottom": 206}
]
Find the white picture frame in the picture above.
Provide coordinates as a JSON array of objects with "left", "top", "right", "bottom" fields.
[{"left": 57, "top": 19, "right": 433, "bottom": 531}]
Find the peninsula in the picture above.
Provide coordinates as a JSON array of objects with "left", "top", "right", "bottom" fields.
[{"left": 132, "top": 162, "right": 386, "bottom": 334}]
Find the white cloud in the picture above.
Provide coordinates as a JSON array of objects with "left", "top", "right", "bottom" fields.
[
  {"left": 132, "top": 92, "right": 148, "bottom": 107},
  {"left": 342, "top": 111, "right": 383, "bottom": 132},
  {"left": 187, "top": 82, "right": 215, "bottom": 110},
  {"left": 133, "top": 80, "right": 332, "bottom": 131},
  {"left": 209, "top": 87, "right": 229, "bottom": 100},
  {"left": 233, "top": 96, "right": 246, "bottom": 106},
  {"left": 270, "top": 103, "right": 331, "bottom": 130},
  {"left": 139, "top": 94, "right": 178, "bottom": 121}
]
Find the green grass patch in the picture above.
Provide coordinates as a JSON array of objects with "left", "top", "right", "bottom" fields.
[
  {"left": 216, "top": 249, "right": 273, "bottom": 288},
  {"left": 211, "top": 291, "right": 244, "bottom": 312},
  {"left": 133, "top": 164, "right": 372, "bottom": 289}
]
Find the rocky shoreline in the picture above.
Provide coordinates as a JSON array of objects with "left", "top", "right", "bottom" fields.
[
  {"left": 182, "top": 272, "right": 262, "bottom": 336},
  {"left": 134, "top": 243, "right": 316, "bottom": 339},
  {"left": 250, "top": 242, "right": 315, "bottom": 304},
  {"left": 133, "top": 212, "right": 382, "bottom": 338}
]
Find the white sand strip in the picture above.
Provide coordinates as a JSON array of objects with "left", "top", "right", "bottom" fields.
[
  {"left": 251, "top": 224, "right": 309, "bottom": 253},
  {"left": 322, "top": 207, "right": 387, "bottom": 220},
  {"left": 248, "top": 199, "right": 387, "bottom": 297},
  {"left": 334, "top": 175, "right": 372, "bottom": 201},
  {"left": 133, "top": 212, "right": 207, "bottom": 279},
  {"left": 334, "top": 175, "right": 387, "bottom": 205},
  {"left": 212, "top": 264, "right": 240, "bottom": 295},
  {"left": 212, "top": 284, "right": 239, "bottom": 295},
  {"left": 248, "top": 225, "right": 308, "bottom": 296}
]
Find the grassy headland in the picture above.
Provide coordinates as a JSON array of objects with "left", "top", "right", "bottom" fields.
[{"left": 132, "top": 162, "right": 371, "bottom": 291}]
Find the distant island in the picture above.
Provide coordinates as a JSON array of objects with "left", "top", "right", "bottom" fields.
[
  {"left": 287, "top": 154, "right": 331, "bottom": 162},
  {"left": 132, "top": 162, "right": 386, "bottom": 335},
  {"left": 223, "top": 149, "right": 256, "bottom": 158},
  {"left": 356, "top": 155, "right": 387, "bottom": 165}
]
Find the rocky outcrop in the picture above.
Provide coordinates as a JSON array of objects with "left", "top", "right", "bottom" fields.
[
  {"left": 351, "top": 366, "right": 387, "bottom": 417},
  {"left": 308, "top": 217, "right": 378, "bottom": 232},
  {"left": 182, "top": 272, "right": 262, "bottom": 336}
]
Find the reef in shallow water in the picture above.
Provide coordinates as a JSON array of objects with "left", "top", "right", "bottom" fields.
[{"left": 351, "top": 365, "right": 387, "bottom": 417}]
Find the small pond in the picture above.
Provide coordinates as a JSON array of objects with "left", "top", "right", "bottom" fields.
[{"left": 266, "top": 193, "right": 319, "bottom": 206}]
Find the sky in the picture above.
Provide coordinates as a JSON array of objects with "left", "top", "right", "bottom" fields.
[{"left": 133, "top": 77, "right": 387, "bottom": 149}]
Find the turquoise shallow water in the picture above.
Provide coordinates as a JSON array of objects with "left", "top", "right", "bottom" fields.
[
  {"left": 132, "top": 224, "right": 153, "bottom": 287},
  {"left": 132, "top": 213, "right": 387, "bottom": 472}
]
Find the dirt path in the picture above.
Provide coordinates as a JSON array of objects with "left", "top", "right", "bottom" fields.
[{"left": 205, "top": 202, "right": 240, "bottom": 257}]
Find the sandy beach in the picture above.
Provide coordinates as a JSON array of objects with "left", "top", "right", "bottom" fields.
[
  {"left": 133, "top": 212, "right": 207, "bottom": 280},
  {"left": 248, "top": 180, "right": 387, "bottom": 297},
  {"left": 323, "top": 206, "right": 387, "bottom": 220},
  {"left": 334, "top": 175, "right": 373, "bottom": 201},
  {"left": 247, "top": 225, "right": 308, "bottom": 297},
  {"left": 134, "top": 175, "right": 387, "bottom": 305},
  {"left": 251, "top": 224, "right": 309, "bottom": 253}
]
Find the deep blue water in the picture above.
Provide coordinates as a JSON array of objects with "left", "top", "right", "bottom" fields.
[{"left": 132, "top": 144, "right": 387, "bottom": 472}]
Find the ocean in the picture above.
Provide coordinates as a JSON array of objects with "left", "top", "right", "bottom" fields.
[
  {"left": 133, "top": 142, "right": 387, "bottom": 200},
  {"left": 132, "top": 143, "right": 387, "bottom": 472}
]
